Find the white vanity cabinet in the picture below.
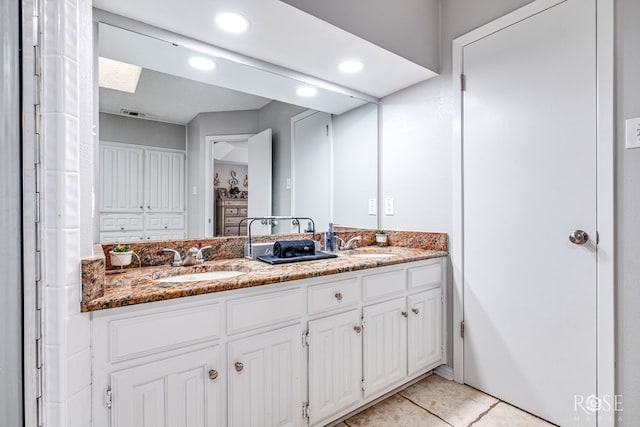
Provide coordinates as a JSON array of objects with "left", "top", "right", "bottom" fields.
[
  {"left": 407, "top": 288, "right": 443, "bottom": 376},
  {"left": 307, "top": 309, "right": 362, "bottom": 425},
  {"left": 110, "top": 345, "right": 222, "bottom": 427},
  {"left": 362, "top": 297, "right": 408, "bottom": 398},
  {"left": 91, "top": 257, "right": 446, "bottom": 427},
  {"left": 228, "top": 325, "right": 303, "bottom": 427}
]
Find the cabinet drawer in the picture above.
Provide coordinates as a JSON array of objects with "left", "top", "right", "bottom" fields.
[
  {"left": 362, "top": 269, "right": 406, "bottom": 301},
  {"left": 108, "top": 303, "right": 220, "bottom": 363},
  {"left": 145, "top": 214, "right": 185, "bottom": 230},
  {"left": 225, "top": 226, "right": 246, "bottom": 236},
  {"left": 227, "top": 289, "right": 302, "bottom": 334},
  {"left": 225, "top": 216, "right": 244, "bottom": 225},
  {"left": 225, "top": 207, "right": 239, "bottom": 215},
  {"left": 100, "top": 214, "right": 144, "bottom": 231},
  {"left": 308, "top": 278, "right": 359, "bottom": 315},
  {"left": 408, "top": 260, "right": 443, "bottom": 290},
  {"left": 100, "top": 231, "right": 144, "bottom": 243},
  {"left": 239, "top": 208, "right": 248, "bottom": 215}
]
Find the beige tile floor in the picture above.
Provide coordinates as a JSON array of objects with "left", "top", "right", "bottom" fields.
[{"left": 335, "top": 375, "right": 556, "bottom": 427}]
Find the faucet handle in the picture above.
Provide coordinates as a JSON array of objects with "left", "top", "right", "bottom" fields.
[
  {"left": 196, "top": 246, "right": 213, "bottom": 264},
  {"left": 163, "top": 248, "right": 183, "bottom": 267}
]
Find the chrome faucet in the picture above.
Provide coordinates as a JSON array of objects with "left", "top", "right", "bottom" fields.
[
  {"left": 163, "top": 246, "right": 213, "bottom": 267},
  {"left": 337, "top": 236, "right": 362, "bottom": 250}
]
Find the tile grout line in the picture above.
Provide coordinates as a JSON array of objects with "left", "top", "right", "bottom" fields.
[
  {"left": 467, "top": 400, "right": 500, "bottom": 427},
  {"left": 397, "top": 393, "right": 455, "bottom": 426}
]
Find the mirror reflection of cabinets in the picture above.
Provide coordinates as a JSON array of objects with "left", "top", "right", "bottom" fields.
[
  {"left": 99, "top": 141, "right": 186, "bottom": 243},
  {"left": 95, "top": 19, "right": 379, "bottom": 244}
]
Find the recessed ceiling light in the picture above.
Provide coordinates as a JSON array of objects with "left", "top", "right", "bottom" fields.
[
  {"left": 189, "top": 56, "right": 216, "bottom": 71},
  {"left": 296, "top": 86, "right": 317, "bottom": 97},
  {"left": 215, "top": 12, "right": 250, "bottom": 33},
  {"left": 98, "top": 57, "right": 142, "bottom": 93},
  {"left": 338, "top": 60, "right": 364, "bottom": 73}
]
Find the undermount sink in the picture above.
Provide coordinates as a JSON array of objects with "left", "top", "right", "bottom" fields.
[
  {"left": 156, "top": 271, "right": 246, "bottom": 283},
  {"left": 350, "top": 253, "right": 398, "bottom": 259}
]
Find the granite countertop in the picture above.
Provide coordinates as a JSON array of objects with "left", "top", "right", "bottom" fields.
[{"left": 82, "top": 246, "right": 447, "bottom": 312}]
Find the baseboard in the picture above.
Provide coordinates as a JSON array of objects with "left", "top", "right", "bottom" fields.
[{"left": 434, "top": 365, "right": 454, "bottom": 381}]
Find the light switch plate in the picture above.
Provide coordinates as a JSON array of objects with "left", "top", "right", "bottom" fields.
[
  {"left": 384, "top": 198, "right": 394, "bottom": 216},
  {"left": 368, "top": 199, "right": 377, "bottom": 215},
  {"left": 626, "top": 117, "right": 640, "bottom": 149},
  {"left": 286, "top": 178, "right": 291, "bottom": 190}
]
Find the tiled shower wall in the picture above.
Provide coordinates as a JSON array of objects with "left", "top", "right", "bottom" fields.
[{"left": 40, "top": 0, "right": 94, "bottom": 425}]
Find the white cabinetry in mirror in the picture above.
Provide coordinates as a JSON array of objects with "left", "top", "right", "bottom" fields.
[{"left": 99, "top": 141, "right": 185, "bottom": 242}]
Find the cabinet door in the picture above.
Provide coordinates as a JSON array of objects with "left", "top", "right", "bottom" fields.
[
  {"left": 362, "top": 297, "right": 407, "bottom": 398},
  {"left": 228, "top": 325, "right": 303, "bottom": 427},
  {"left": 100, "top": 143, "right": 144, "bottom": 212},
  {"left": 308, "top": 310, "right": 362, "bottom": 425},
  {"left": 110, "top": 345, "right": 222, "bottom": 427},
  {"left": 407, "top": 288, "right": 443, "bottom": 376},
  {"left": 145, "top": 149, "right": 185, "bottom": 212}
]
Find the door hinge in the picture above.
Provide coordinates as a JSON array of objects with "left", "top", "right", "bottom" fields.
[
  {"left": 361, "top": 377, "right": 365, "bottom": 392},
  {"left": 460, "top": 74, "right": 466, "bottom": 91},
  {"left": 460, "top": 320, "right": 465, "bottom": 338},
  {"left": 302, "top": 401, "right": 309, "bottom": 421},
  {"left": 325, "top": 124, "right": 329, "bottom": 136},
  {"left": 105, "top": 387, "right": 113, "bottom": 409},
  {"left": 302, "top": 331, "right": 309, "bottom": 347}
]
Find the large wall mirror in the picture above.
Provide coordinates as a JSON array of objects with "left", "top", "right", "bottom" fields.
[{"left": 95, "top": 18, "right": 378, "bottom": 243}]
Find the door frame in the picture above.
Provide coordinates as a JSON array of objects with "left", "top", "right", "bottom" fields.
[
  {"left": 451, "top": 0, "right": 614, "bottom": 423},
  {"left": 204, "top": 134, "right": 254, "bottom": 237}
]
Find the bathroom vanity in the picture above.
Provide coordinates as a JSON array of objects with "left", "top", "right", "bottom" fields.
[{"left": 84, "top": 234, "right": 447, "bottom": 427}]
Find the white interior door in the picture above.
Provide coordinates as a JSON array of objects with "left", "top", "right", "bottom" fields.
[
  {"left": 248, "top": 129, "right": 272, "bottom": 235},
  {"left": 292, "top": 111, "right": 332, "bottom": 232},
  {"left": 462, "top": 1, "right": 597, "bottom": 425}
]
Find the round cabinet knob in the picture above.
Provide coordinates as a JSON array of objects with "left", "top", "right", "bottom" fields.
[
  {"left": 235, "top": 362, "right": 244, "bottom": 373},
  {"left": 569, "top": 230, "right": 589, "bottom": 245},
  {"left": 334, "top": 292, "right": 343, "bottom": 301},
  {"left": 120, "top": 227, "right": 125, "bottom": 230},
  {"left": 401, "top": 311, "right": 409, "bottom": 318},
  {"left": 140, "top": 206, "right": 144, "bottom": 209},
  {"left": 353, "top": 325, "right": 362, "bottom": 334},
  {"left": 147, "top": 205, "right": 151, "bottom": 209},
  {"left": 412, "top": 308, "right": 420, "bottom": 315},
  {"left": 164, "top": 226, "right": 168, "bottom": 229},
  {"left": 208, "top": 369, "right": 219, "bottom": 381}
]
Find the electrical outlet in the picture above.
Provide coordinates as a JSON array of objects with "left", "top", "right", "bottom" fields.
[
  {"left": 626, "top": 117, "right": 640, "bottom": 149},
  {"left": 368, "top": 199, "right": 377, "bottom": 215},
  {"left": 286, "top": 178, "right": 291, "bottom": 190},
  {"left": 384, "top": 198, "right": 394, "bottom": 215},
  {"left": 192, "top": 186, "right": 198, "bottom": 195}
]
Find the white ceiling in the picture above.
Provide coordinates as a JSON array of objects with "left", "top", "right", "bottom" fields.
[
  {"left": 99, "top": 23, "right": 369, "bottom": 116},
  {"left": 99, "top": 68, "right": 272, "bottom": 124},
  {"left": 92, "top": 0, "right": 438, "bottom": 98}
]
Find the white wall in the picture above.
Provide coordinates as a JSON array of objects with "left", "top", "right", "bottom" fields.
[
  {"left": 381, "top": 1, "right": 640, "bottom": 424},
  {"left": 616, "top": 0, "right": 640, "bottom": 423},
  {"left": 37, "top": 0, "right": 95, "bottom": 425},
  {"left": 379, "top": 0, "right": 537, "bottom": 374},
  {"left": 333, "top": 103, "right": 378, "bottom": 229}
]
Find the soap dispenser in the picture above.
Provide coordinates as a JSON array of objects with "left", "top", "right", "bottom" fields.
[{"left": 324, "top": 223, "right": 335, "bottom": 251}]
